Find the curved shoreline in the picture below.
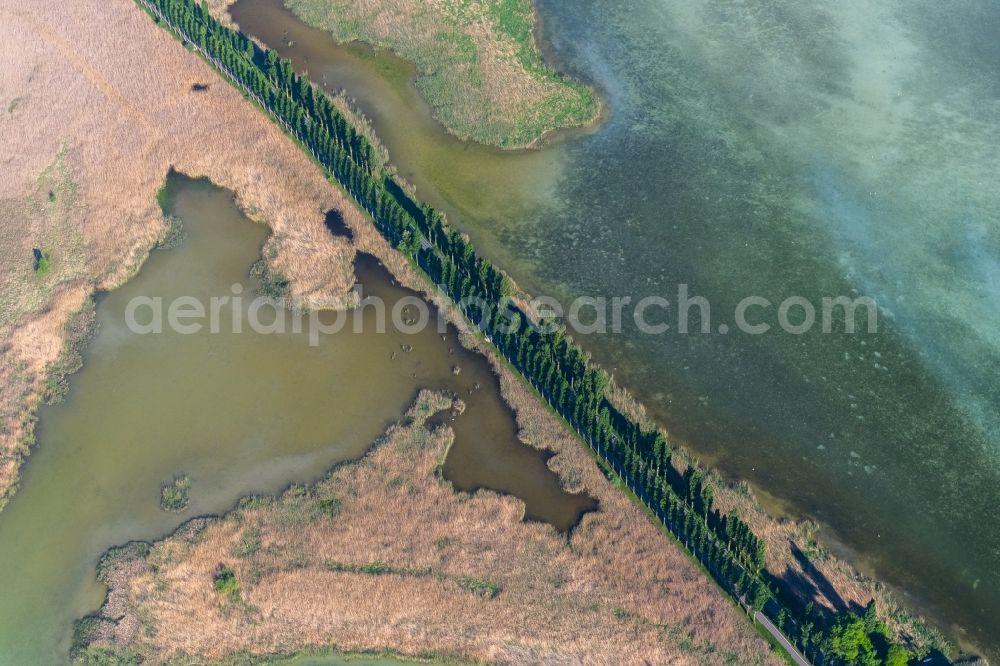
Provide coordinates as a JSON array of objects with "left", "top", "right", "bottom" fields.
[
  {"left": 77, "top": 385, "right": 780, "bottom": 664},
  {"left": 272, "top": 0, "right": 603, "bottom": 150}
]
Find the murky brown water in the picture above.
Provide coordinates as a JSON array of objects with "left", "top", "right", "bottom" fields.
[{"left": 0, "top": 174, "right": 592, "bottom": 665}]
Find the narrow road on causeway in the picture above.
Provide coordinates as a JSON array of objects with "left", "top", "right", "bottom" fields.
[{"left": 755, "top": 610, "right": 811, "bottom": 666}]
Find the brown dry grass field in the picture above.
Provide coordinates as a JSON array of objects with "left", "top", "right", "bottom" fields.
[
  {"left": 0, "top": 0, "right": 942, "bottom": 662},
  {"left": 83, "top": 391, "right": 782, "bottom": 665}
]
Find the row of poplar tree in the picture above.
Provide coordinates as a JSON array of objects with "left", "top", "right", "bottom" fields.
[{"left": 141, "top": 1, "right": 919, "bottom": 662}]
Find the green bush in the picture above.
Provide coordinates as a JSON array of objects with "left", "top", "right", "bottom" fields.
[
  {"left": 212, "top": 564, "right": 240, "bottom": 599},
  {"left": 33, "top": 248, "right": 51, "bottom": 275}
]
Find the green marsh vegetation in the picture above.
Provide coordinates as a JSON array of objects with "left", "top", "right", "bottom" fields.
[
  {"left": 154, "top": 215, "right": 185, "bottom": 250},
  {"left": 159, "top": 475, "right": 192, "bottom": 512},
  {"left": 233, "top": 525, "right": 262, "bottom": 557},
  {"left": 43, "top": 299, "right": 98, "bottom": 405},
  {"left": 283, "top": 0, "right": 599, "bottom": 147}
]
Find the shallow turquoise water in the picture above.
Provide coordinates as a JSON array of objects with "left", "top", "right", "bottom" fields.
[{"left": 506, "top": 0, "right": 1000, "bottom": 655}]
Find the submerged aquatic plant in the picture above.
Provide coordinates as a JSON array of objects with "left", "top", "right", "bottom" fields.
[{"left": 160, "top": 475, "right": 191, "bottom": 512}]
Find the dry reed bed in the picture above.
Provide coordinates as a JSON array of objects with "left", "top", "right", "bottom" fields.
[{"left": 90, "top": 391, "right": 782, "bottom": 664}]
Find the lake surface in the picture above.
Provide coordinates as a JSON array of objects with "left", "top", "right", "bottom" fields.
[
  {"left": 231, "top": 0, "right": 1000, "bottom": 657},
  {"left": 0, "top": 174, "right": 592, "bottom": 665}
]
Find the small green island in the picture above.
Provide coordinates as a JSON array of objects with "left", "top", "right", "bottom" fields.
[
  {"left": 159, "top": 475, "right": 191, "bottom": 512},
  {"left": 283, "top": 0, "right": 601, "bottom": 147}
]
